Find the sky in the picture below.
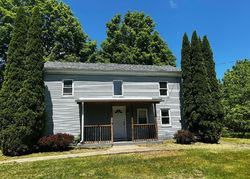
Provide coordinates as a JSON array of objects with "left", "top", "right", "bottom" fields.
[{"left": 62, "top": 0, "right": 250, "bottom": 79}]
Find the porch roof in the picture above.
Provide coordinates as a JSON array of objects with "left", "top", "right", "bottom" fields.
[{"left": 76, "top": 97, "right": 163, "bottom": 103}]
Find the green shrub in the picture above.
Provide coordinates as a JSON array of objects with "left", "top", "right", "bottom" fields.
[
  {"left": 174, "top": 130, "right": 195, "bottom": 144},
  {"left": 37, "top": 133, "right": 74, "bottom": 152},
  {"left": 1, "top": 126, "right": 33, "bottom": 156}
]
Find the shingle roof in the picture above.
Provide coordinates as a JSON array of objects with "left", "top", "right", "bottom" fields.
[{"left": 44, "top": 62, "right": 180, "bottom": 73}]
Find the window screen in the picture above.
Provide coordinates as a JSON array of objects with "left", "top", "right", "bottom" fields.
[
  {"left": 113, "top": 80, "right": 123, "bottom": 96},
  {"left": 63, "top": 80, "right": 73, "bottom": 95},
  {"left": 159, "top": 82, "right": 168, "bottom": 96},
  {"left": 137, "top": 109, "right": 148, "bottom": 124},
  {"left": 161, "top": 109, "right": 170, "bottom": 125}
]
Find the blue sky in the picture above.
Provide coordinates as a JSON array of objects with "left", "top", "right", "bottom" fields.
[{"left": 62, "top": 0, "right": 250, "bottom": 79}]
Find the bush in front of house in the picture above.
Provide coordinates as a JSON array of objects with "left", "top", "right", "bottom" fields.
[
  {"left": 174, "top": 130, "right": 195, "bottom": 144},
  {"left": 37, "top": 133, "right": 74, "bottom": 152},
  {"left": 1, "top": 126, "right": 34, "bottom": 156}
]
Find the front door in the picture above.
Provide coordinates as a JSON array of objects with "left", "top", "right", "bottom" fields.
[{"left": 112, "top": 106, "right": 127, "bottom": 140}]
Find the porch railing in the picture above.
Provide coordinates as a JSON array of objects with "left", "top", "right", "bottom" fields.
[
  {"left": 132, "top": 122, "right": 158, "bottom": 141},
  {"left": 84, "top": 124, "right": 113, "bottom": 143}
]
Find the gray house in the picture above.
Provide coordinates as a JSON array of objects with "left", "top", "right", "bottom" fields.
[{"left": 44, "top": 62, "right": 182, "bottom": 144}]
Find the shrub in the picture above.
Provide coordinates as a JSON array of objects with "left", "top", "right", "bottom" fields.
[
  {"left": 174, "top": 130, "right": 195, "bottom": 144},
  {"left": 37, "top": 133, "right": 74, "bottom": 152},
  {"left": 1, "top": 126, "right": 33, "bottom": 156}
]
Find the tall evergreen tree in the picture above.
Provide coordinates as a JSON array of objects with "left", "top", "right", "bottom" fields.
[
  {"left": 181, "top": 33, "right": 194, "bottom": 129},
  {"left": 19, "top": 6, "right": 45, "bottom": 143},
  {"left": 181, "top": 32, "right": 223, "bottom": 143},
  {"left": 0, "top": 7, "right": 28, "bottom": 133},
  {"left": 0, "top": 7, "right": 28, "bottom": 151},
  {"left": 98, "top": 11, "right": 176, "bottom": 66},
  {"left": 189, "top": 31, "right": 210, "bottom": 136},
  {"left": 200, "top": 36, "right": 223, "bottom": 143}
]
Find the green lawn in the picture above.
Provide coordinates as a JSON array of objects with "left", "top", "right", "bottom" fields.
[
  {"left": 0, "top": 138, "right": 249, "bottom": 178},
  {"left": 221, "top": 137, "right": 250, "bottom": 144},
  {"left": 0, "top": 149, "right": 249, "bottom": 179}
]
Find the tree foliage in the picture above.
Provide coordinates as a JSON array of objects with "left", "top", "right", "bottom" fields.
[
  {"left": 0, "top": 0, "right": 96, "bottom": 63},
  {"left": 95, "top": 11, "right": 176, "bottom": 66},
  {"left": 181, "top": 31, "right": 223, "bottom": 143},
  {"left": 0, "top": 7, "right": 28, "bottom": 150},
  {"left": 222, "top": 60, "right": 250, "bottom": 135},
  {"left": 0, "top": 6, "right": 45, "bottom": 156}
]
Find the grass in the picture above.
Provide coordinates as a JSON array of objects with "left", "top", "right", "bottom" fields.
[
  {"left": 221, "top": 137, "right": 250, "bottom": 144},
  {"left": 0, "top": 147, "right": 109, "bottom": 161},
  {"left": 0, "top": 138, "right": 249, "bottom": 178},
  {"left": 0, "top": 149, "right": 249, "bottom": 178}
]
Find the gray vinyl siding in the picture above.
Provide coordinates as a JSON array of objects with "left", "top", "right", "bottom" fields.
[{"left": 44, "top": 74, "right": 181, "bottom": 139}]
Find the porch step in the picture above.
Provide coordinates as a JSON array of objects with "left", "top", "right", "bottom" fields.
[{"left": 77, "top": 140, "right": 163, "bottom": 148}]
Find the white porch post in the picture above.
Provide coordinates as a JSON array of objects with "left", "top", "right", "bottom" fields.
[{"left": 81, "top": 102, "right": 84, "bottom": 143}]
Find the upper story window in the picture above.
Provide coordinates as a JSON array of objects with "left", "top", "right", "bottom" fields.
[
  {"left": 63, "top": 80, "right": 73, "bottom": 96},
  {"left": 161, "top": 109, "right": 170, "bottom": 125},
  {"left": 159, "top": 82, "right": 168, "bottom": 96},
  {"left": 137, "top": 108, "right": 148, "bottom": 124},
  {"left": 113, "top": 80, "right": 123, "bottom": 96}
]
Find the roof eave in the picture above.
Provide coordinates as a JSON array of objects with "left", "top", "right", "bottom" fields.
[{"left": 45, "top": 68, "right": 181, "bottom": 77}]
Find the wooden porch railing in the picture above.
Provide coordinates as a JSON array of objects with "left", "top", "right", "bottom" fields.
[
  {"left": 84, "top": 124, "right": 112, "bottom": 143},
  {"left": 132, "top": 123, "right": 157, "bottom": 141}
]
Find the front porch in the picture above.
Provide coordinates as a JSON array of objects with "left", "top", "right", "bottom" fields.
[{"left": 77, "top": 98, "right": 161, "bottom": 144}]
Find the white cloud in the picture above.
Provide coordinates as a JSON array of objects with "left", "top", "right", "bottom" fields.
[{"left": 169, "top": 0, "right": 177, "bottom": 9}]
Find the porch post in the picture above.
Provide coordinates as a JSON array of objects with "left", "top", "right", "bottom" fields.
[
  {"left": 81, "top": 102, "right": 84, "bottom": 143},
  {"left": 111, "top": 113, "right": 114, "bottom": 143},
  {"left": 131, "top": 117, "right": 134, "bottom": 142},
  {"left": 153, "top": 103, "right": 158, "bottom": 140}
]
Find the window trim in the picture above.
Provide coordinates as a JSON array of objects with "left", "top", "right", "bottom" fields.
[
  {"left": 160, "top": 108, "right": 171, "bottom": 126},
  {"left": 113, "top": 80, "right": 123, "bottom": 97},
  {"left": 137, "top": 108, "right": 148, "bottom": 124},
  {"left": 62, "top": 79, "right": 74, "bottom": 97},
  {"left": 159, "top": 81, "right": 169, "bottom": 97}
]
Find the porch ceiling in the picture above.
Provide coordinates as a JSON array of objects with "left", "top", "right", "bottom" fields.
[{"left": 75, "top": 97, "right": 163, "bottom": 103}]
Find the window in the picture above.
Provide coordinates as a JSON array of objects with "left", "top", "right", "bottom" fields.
[
  {"left": 113, "top": 80, "right": 123, "bottom": 96},
  {"left": 63, "top": 80, "right": 73, "bottom": 96},
  {"left": 137, "top": 108, "right": 148, "bottom": 124},
  {"left": 161, "top": 109, "right": 170, "bottom": 125},
  {"left": 159, "top": 82, "right": 168, "bottom": 96}
]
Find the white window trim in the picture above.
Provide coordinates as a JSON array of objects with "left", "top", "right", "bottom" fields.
[
  {"left": 62, "top": 79, "right": 74, "bottom": 97},
  {"left": 137, "top": 108, "right": 148, "bottom": 124},
  {"left": 160, "top": 108, "right": 171, "bottom": 126},
  {"left": 113, "top": 80, "right": 123, "bottom": 97},
  {"left": 159, "top": 81, "right": 169, "bottom": 97}
]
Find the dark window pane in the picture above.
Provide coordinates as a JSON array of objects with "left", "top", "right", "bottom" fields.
[
  {"left": 162, "top": 117, "right": 169, "bottom": 124},
  {"left": 63, "top": 88, "right": 72, "bottom": 95},
  {"left": 160, "top": 89, "right": 167, "bottom": 95},
  {"left": 64, "top": 80, "right": 72, "bottom": 87},
  {"left": 161, "top": 110, "right": 169, "bottom": 117},
  {"left": 159, "top": 82, "right": 167, "bottom": 88},
  {"left": 139, "top": 117, "right": 147, "bottom": 124},
  {"left": 114, "top": 80, "right": 122, "bottom": 95}
]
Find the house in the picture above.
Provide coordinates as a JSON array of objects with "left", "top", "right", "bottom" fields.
[{"left": 44, "top": 62, "right": 182, "bottom": 144}]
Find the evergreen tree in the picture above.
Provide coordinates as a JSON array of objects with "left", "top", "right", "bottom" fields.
[
  {"left": 188, "top": 31, "right": 210, "bottom": 136},
  {"left": 18, "top": 6, "right": 45, "bottom": 144},
  {"left": 0, "top": 7, "right": 28, "bottom": 150},
  {"left": 98, "top": 11, "right": 176, "bottom": 66},
  {"left": 1, "top": 6, "right": 46, "bottom": 156},
  {"left": 199, "top": 36, "right": 224, "bottom": 143},
  {"left": 0, "top": 6, "right": 28, "bottom": 130},
  {"left": 181, "top": 33, "right": 194, "bottom": 129}
]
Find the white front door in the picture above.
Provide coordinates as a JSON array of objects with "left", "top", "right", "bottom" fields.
[{"left": 112, "top": 106, "right": 127, "bottom": 140}]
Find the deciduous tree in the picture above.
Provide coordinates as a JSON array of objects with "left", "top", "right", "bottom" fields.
[{"left": 98, "top": 11, "right": 176, "bottom": 66}]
